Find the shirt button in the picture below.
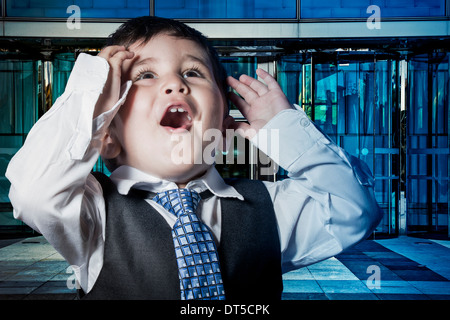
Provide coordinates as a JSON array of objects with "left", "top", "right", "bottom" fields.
[{"left": 300, "top": 117, "right": 310, "bottom": 127}]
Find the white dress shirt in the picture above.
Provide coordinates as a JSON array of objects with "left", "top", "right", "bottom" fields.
[{"left": 6, "top": 53, "right": 382, "bottom": 293}]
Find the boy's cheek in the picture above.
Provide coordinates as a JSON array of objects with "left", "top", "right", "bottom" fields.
[{"left": 117, "top": 87, "right": 147, "bottom": 121}]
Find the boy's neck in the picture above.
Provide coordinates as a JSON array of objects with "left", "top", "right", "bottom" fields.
[{"left": 173, "top": 168, "right": 210, "bottom": 189}]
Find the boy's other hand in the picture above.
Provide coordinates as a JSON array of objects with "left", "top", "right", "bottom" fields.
[
  {"left": 94, "top": 46, "right": 135, "bottom": 118},
  {"left": 227, "top": 69, "right": 292, "bottom": 139}
]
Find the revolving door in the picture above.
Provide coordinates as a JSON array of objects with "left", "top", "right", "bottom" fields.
[{"left": 277, "top": 51, "right": 401, "bottom": 235}]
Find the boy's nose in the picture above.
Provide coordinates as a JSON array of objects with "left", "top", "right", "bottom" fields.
[{"left": 162, "top": 76, "right": 189, "bottom": 95}]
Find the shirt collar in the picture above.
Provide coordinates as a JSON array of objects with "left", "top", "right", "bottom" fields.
[{"left": 109, "top": 165, "right": 244, "bottom": 201}]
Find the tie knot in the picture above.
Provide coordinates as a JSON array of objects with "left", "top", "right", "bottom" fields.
[{"left": 152, "top": 188, "right": 201, "bottom": 218}]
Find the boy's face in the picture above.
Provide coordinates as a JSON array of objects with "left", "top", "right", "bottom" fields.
[{"left": 109, "top": 34, "right": 227, "bottom": 185}]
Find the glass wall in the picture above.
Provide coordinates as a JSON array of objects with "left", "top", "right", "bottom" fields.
[
  {"left": 0, "top": 44, "right": 448, "bottom": 236},
  {"left": 6, "top": 0, "right": 148, "bottom": 18},
  {"left": 407, "top": 52, "right": 449, "bottom": 234},
  {"left": 0, "top": 57, "right": 39, "bottom": 227},
  {"left": 156, "top": 0, "right": 297, "bottom": 19},
  {"left": 5, "top": 0, "right": 297, "bottom": 19},
  {"left": 4, "top": 0, "right": 448, "bottom": 20},
  {"left": 301, "top": 0, "right": 446, "bottom": 18},
  {"left": 277, "top": 51, "right": 401, "bottom": 234}
]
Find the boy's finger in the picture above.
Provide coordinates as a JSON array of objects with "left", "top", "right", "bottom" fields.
[
  {"left": 227, "top": 76, "right": 259, "bottom": 104},
  {"left": 256, "top": 68, "right": 281, "bottom": 91},
  {"left": 226, "top": 76, "right": 247, "bottom": 92},
  {"left": 108, "top": 50, "right": 135, "bottom": 72},
  {"left": 109, "top": 50, "right": 134, "bottom": 63},
  {"left": 239, "top": 74, "right": 269, "bottom": 97},
  {"left": 98, "top": 45, "right": 126, "bottom": 59}
]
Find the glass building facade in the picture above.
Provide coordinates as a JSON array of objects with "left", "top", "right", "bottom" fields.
[
  {"left": 4, "top": 0, "right": 447, "bottom": 19},
  {"left": 0, "top": 0, "right": 449, "bottom": 237}
]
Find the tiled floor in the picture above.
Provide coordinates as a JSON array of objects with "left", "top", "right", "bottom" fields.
[
  {"left": 0, "top": 236, "right": 76, "bottom": 300},
  {"left": 0, "top": 235, "right": 449, "bottom": 300},
  {"left": 282, "top": 237, "right": 450, "bottom": 300}
]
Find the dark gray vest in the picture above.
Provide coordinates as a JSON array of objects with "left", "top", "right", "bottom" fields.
[{"left": 81, "top": 172, "right": 282, "bottom": 300}]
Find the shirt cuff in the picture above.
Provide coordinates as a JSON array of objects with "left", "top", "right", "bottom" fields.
[{"left": 250, "top": 106, "right": 327, "bottom": 171}]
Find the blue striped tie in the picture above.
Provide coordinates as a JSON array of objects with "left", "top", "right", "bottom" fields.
[{"left": 152, "top": 188, "right": 226, "bottom": 300}]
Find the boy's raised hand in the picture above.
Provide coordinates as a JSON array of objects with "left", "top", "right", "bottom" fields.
[
  {"left": 227, "top": 68, "right": 293, "bottom": 139},
  {"left": 93, "top": 46, "right": 134, "bottom": 118}
]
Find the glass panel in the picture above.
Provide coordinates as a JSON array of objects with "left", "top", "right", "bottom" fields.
[
  {"left": 276, "top": 54, "right": 311, "bottom": 112},
  {"left": 407, "top": 52, "right": 449, "bottom": 235},
  {"left": 52, "top": 52, "right": 75, "bottom": 104},
  {"left": 337, "top": 54, "right": 400, "bottom": 234},
  {"left": 215, "top": 56, "right": 257, "bottom": 179},
  {"left": 338, "top": 60, "right": 357, "bottom": 135},
  {"left": 156, "top": 0, "right": 297, "bottom": 19},
  {"left": 315, "top": 58, "right": 338, "bottom": 142},
  {"left": 276, "top": 55, "right": 308, "bottom": 180},
  {"left": 277, "top": 51, "right": 400, "bottom": 234},
  {"left": 301, "top": 0, "right": 446, "bottom": 18},
  {"left": 0, "top": 58, "right": 39, "bottom": 227},
  {"left": 6, "top": 0, "right": 148, "bottom": 18},
  {"left": 221, "top": 57, "right": 257, "bottom": 112}
]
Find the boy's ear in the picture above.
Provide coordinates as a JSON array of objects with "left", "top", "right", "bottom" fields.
[{"left": 100, "top": 130, "right": 121, "bottom": 160}]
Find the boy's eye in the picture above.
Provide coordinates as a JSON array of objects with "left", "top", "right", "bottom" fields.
[
  {"left": 136, "top": 71, "right": 157, "bottom": 81},
  {"left": 183, "top": 69, "right": 202, "bottom": 78}
]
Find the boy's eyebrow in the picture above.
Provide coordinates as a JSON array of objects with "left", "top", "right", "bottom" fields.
[
  {"left": 133, "top": 57, "right": 157, "bottom": 69},
  {"left": 184, "top": 54, "right": 210, "bottom": 68}
]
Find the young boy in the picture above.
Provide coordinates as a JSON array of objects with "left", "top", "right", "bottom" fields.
[{"left": 6, "top": 16, "right": 382, "bottom": 300}]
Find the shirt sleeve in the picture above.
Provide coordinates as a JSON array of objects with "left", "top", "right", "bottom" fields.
[
  {"left": 251, "top": 106, "right": 383, "bottom": 273},
  {"left": 5, "top": 53, "right": 131, "bottom": 292}
]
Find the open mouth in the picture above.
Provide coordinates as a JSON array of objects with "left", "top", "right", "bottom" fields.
[{"left": 160, "top": 105, "right": 193, "bottom": 132}]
